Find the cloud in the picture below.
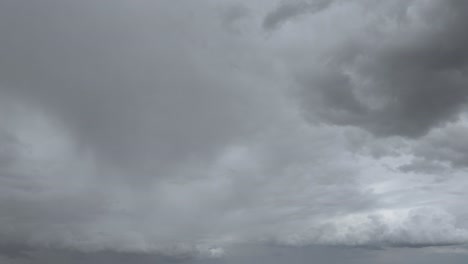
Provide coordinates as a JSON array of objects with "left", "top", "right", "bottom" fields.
[
  {"left": 263, "top": 0, "right": 333, "bottom": 31},
  {"left": 0, "top": 0, "right": 468, "bottom": 262},
  {"left": 280, "top": 0, "right": 468, "bottom": 137},
  {"left": 279, "top": 207, "right": 468, "bottom": 248},
  {"left": 411, "top": 123, "right": 468, "bottom": 169},
  {"left": 0, "top": 0, "right": 282, "bottom": 183},
  {"left": 0, "top": 0, "right": 368, "bottom": 254},
  {"left": 395, "top": 116, "right": 468, "bottom": 174}
]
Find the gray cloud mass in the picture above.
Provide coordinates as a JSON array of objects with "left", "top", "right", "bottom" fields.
[
  {"left": 1, "top": 0, "right": 468, "bottom": 263},
  {"left": 290, "top": 0, "right": 468, "bottom": 137}
]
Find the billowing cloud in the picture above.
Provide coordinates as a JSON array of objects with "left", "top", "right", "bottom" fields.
[{"left": 281, "top": 0, "right": 468, "bottom": 137}]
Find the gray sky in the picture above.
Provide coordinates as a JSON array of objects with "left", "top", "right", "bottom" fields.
[{"left": 1, "top": 0, "right": 468, "bottom": 263}]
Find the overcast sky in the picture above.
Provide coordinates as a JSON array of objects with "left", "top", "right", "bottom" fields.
[{"left": 1, "top": 0, "right": 468, "bottom": 263}]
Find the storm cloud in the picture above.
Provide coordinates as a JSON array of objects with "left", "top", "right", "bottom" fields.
[
  {"left": 287, "top": 0, "right": 468, "bottom": 137},
  {"left": 1, "top": 0, "right": 468, "bottom": 263}
]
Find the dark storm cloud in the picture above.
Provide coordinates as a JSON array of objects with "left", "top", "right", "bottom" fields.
[
  {"left": 289, "top": 0, "right": 468, "bottom": 137},
  {"left": 0, "top": 0, "right": 372, "bottom": 256},
  {"left": 1, "top": 0, "right": 468, "bottom": 263}
]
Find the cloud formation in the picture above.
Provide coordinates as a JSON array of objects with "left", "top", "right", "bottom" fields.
[
  {"left": 1, "top": 0, "right": 468, "bottom": 263},
  {"left": 280, "top": 207, "right": 468, "bottom": 248},
  {"left": 263, "top": 0, "right": 333, "bottom": 31},
  {"left": 286, "top": 0, "right": 468, "bottom": 137}
]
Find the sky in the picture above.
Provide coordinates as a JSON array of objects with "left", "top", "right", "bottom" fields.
[{"left": 1, "top": 0, "right": 468, "bottom": 263}]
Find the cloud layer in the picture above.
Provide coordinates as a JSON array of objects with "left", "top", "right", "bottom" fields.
[{"left": 1, "top": 0, "right": 468, "bottom": 262}]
